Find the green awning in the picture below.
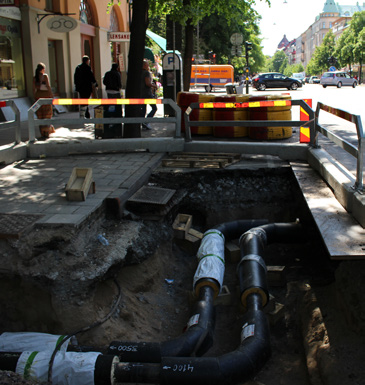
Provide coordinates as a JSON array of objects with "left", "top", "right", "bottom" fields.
[{"left": 146, "top": 29, "right": 167, "bottom": 52}]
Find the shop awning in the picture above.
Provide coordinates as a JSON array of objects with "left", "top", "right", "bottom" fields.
[{"left": 146, "top": 29, "right": 166, "bottom": 52}]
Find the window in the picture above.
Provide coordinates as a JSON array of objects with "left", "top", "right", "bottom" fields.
[
  {"left": 329, "top": 22, "right": 332, "bottom": 28},
  {"left": 110, "top": 7, "right": 119, "bottom": 31},
  {"left": 322, "top": 22, "right": 326, "bottom": 28},
  {"left": 45, "top": 0, "right": 53, "bottom": 11},
  {"left": 0, "top": 17, "right": 25, "bottom": 99},
  {"left": 80, "top": 0, "right": 94, "bottom": 25}
]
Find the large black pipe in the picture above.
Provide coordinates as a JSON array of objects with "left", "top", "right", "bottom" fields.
[
  {"left": 213, "top": 219, "right": 268, "bottom": 241},
  {"left": 108, "top": 285, "right": 216, "bottom": 361},
  {"left": 113, "top": 293, "right": 270, "bottom": 385},
  {"left": 0, "top": 352, "right": 20, "bottom": 372}
]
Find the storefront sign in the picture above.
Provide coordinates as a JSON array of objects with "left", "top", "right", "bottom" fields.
[
  {"left": 0, "top": 0, "right": 19, "bottom": 6},
  {"left": 108, "top": 32, "right": 130, "bottom": 42},
  {"left": 119, "top": 53, "right": 125, "bottom": 72},
  {"left": 46, "top": 16, "right": 77, "bottom": 33}
]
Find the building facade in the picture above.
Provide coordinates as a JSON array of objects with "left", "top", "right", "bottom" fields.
[
  {"left": 0, "top": 0, "right": 131, "bottom": 101},
  {"left": 279, "top": 1, "right": 365, "bottom": 72},
  {"left": 299, "top": 1, "right": 365, "bottom": 68}
]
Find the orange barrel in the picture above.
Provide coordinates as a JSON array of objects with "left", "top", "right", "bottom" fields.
[
  {"left": 177, "top": 92, "right": 214, "bottom": 134},
  {"left": 248, "top": 94, "right": 293, "bottom": 140}
]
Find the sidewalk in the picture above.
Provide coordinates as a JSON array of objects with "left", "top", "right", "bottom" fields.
[{"left": 0, "top": 105, "right": 178, "bottom": 235}]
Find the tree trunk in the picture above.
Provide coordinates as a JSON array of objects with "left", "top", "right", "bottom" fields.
[
  {"left": 124, "top": 0, "right": 149, "bottom": 138},
  {"left": 183, "top": 20, "right": 194, "bottom": 91}
]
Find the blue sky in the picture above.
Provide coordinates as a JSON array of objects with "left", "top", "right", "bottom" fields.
[{"left": 253, "top": 0, "right": 359, "bottom": 56}]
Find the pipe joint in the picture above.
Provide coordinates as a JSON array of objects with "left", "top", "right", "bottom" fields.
[
  {"left": 237, "top": 254, "right": 267, "bottom": 274},
  {"left": 239, "top": 227, "right": 267, "bottom": 248}
]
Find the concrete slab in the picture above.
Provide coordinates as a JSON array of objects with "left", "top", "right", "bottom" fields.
[{"left": 291, "top": 162, "right": 365, "bottom": 260}]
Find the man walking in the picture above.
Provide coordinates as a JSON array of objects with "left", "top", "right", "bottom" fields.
[
  {"left": 103, "top": 63, "right": 122, "bottom": 98},
  {"left": 74, "top": 55, "right": 98, "bottom": 118}
]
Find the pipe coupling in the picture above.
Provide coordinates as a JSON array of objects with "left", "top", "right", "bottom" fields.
[{"left": 239, "top": 227, "right": 267, "bottom": 248}]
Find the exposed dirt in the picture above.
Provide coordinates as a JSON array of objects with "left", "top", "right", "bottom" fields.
[{"left": 0, "top": 168, "right": 364, "bottom": 385}]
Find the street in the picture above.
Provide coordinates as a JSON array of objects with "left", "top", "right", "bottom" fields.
[{"left": 242, "top": 82, "right": 364, "bottom": 121}]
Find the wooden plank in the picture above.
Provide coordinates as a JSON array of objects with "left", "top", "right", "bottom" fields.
[
  {"left": 162, "top": 153, "right": 241, "bottom": 169},
  {"left": 291, "top": 162, "right": 365, "bottom": 260}
]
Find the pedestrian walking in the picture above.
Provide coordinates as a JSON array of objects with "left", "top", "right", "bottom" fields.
[
  {"left": 33, "top": 62, "right": 55, "bottom": 138},
  {"left": 140, "top": 60, "right": 158, "bottom": 130},
  {"left": 74, "top": 55, "right": 98, "bottom": 118},
  {"left": 103, "top": 63, "right": 122, "bottom": 98}
]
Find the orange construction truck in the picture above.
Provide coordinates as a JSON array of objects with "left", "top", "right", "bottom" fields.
[{"left": 190, "top": 64, "right": 234, "bottom": 91}]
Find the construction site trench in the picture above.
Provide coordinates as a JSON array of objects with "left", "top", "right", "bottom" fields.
[{"left": 0, "top": 166, "right": 364, "bottom": 385}]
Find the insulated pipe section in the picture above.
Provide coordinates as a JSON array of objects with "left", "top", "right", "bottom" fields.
[
  {"left": 237, "top": 254, "right": 269, "bottom": 309},
  {"left": 0, "top": 351, "right": 119, "bottom": 385},
  {"left": 193, "top": 229, "right": 225, "bottom": 298},
  {"left": 108, "top": 285, "right": 216, "bottom": 360},
  {"left": 238, "top": 222, "right": 303, "bottom": 309}
]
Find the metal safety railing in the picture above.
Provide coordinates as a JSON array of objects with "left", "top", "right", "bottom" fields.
[
  {"left": 315, "top": 102, "right": 364, "bottom": 192},
  {"left": 183, "top": 99, "right": 315, "bottom": 144},
  {"left": 28, "top": 98, "right": 182, "bottom": 142},
  {"left": 0, "top": 100, "right": 21, "bottom": 144}
]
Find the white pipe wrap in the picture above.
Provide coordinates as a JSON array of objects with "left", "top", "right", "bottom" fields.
[
  {"left": 0, "top": 332, "right": 69, "bottom": 353},
  {"left": 193, "top": 229, "right": 225, "bottom": 292},
  {"left": 16, "top": 351, "right": 101, "bottom": 385}
]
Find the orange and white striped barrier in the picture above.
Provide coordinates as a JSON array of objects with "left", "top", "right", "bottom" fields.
[
  {"left": 53, "top": 98, "right": 162, "bottom": 106},
  {"left": 198, "top": 100, "right": 292, "bottom": 109}
]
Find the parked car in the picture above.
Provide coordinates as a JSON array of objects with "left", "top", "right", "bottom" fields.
[
  {"left": 252, "top": 72, "right": 302, "bottom": 91},
  {"left": 304, "top": 76, "right": 311, "bottom": 84},
  {"left": 308, "top": 76, "right": 320, "bottom": 84},
  {"left": 320, "top": 71, "right": 357, "bottom": 88}
]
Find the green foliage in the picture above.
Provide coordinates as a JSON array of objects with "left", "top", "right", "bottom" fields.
[
  {"left": 198, "top": 9, "right": 265, "bottom": 74},
  {"left": 265, "top": 50, "right": 286, "bottom": 72},
  {"left": 306, "top": 30, "right": 335, "bottom": 74},
  {"left": 282, "top": 63, "right": 305, "bottom": 77}
]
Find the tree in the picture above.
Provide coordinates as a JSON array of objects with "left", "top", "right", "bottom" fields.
[
  {"left": 347, "top": 11, "right": 365, "bottom": 82},
  {"left": 283, "top": 63, "right": 305, "bottom": 77},
  {"left": 197, "top": 11, "right": 265, "bottom": 76},
  {"left": 306, "top": 30, "right": 336, "bottom": 74},
  {"left": 334, "top": 28, "right": 354, "bottom": 71},
  {"left": 266, "top": 50, "right": 287, "bottom": 72},
  {"left": 123, "top": 0, "right": 149, "bottom": 138},
  {"left": 109, "top": 0, "right": 270, "bottom": 137}
]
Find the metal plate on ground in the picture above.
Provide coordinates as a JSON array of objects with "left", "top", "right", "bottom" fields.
[
  {"left": 291, "top": 162, "right": 365, "bottom": 260},
  {"left": 0, "top": 213, "right": 44, "bottom": 239},
  {"left": 128, "top": 186, "right": 176, "bottom": 205}
]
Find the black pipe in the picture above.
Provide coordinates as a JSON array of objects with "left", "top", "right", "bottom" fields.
[
  {"left": 260, "top": 222, "right": 304, "bottom": 244},
  {"left": 213, "top": 219, "right": 268, "bottom": 241},
  {"left": 108, "top": 285, "right": 216, "bottom": 361},
  {"left": 94, "top": 355, "right": 119, "bottom": 385},
  {"left": 113, "top": 293, "right": 270, "bottom": 385},
  {"left": 0, "top": 352, "right": 21, "bottom": 372},
  {"left": 237, "top": 254, "right": 269, "bottom": 308}
]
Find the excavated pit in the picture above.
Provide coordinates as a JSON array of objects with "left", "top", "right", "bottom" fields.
[{"left": 0, "top": 167, "right": 364, "bottom": 385}]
